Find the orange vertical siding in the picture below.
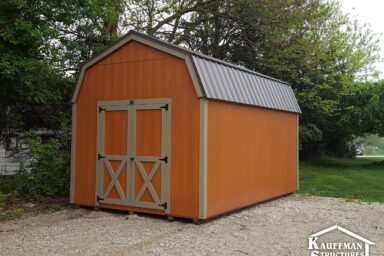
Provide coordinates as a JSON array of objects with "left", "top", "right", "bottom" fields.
[
  {"left": 74, "top": 41, "right": 200, "bottom": 218},
  {"left": 206, "top": 101, "right": 298, "bottom": 218}
]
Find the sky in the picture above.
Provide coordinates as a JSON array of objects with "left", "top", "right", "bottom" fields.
[{"left": 340, "top": 0, "right": 384, "bottom": 79}]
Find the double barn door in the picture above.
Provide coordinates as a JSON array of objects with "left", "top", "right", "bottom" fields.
[{"left": 95, "top": 99, "right": 171, "bottom": 213}]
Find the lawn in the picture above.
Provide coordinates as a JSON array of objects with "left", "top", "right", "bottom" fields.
[{"left": 299, "top": 157, "right": 384, "bottom": 203}]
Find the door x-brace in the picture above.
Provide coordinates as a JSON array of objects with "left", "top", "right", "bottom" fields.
[
  {"left": 103, "top": 159, "right": 126, "bottom": 200},
  {"left": 135, "top": 161, "right": 161, "bottom": 204}
]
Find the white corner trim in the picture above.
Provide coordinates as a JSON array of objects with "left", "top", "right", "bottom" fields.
[
  {"left": 199, "top": 99, "right": 208, "bottom": 219},
  {"left": 297, "top": 115, "right": 299, "bottom": 191},
  {"left": 70, "top": 103, "right": 77, "bottom": 204}
]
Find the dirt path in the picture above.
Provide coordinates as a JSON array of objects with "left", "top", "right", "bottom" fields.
[{"left": 0, "top": 195, "right": 383, "bottom": 255}]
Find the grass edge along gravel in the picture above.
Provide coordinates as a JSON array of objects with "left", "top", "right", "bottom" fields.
[{"left": 299, "top": 156, "right": 384, "bottom": 203}]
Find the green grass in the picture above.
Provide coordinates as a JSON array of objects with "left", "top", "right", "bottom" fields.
[{"left": 299, "top": 157, "right": 384, "bottom": 203}]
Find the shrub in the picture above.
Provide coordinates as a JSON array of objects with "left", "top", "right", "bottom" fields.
[
  {"left": 15, "top": 136, "right": 70, "bottom": 200},
  {"left": 0, "top": 175, "right": 17, "bottom": 194},
  {"left": 299, "top": 123, "right": 323, "bottom": 159},
  {"left": 0, "top": 192, "right": 8, "bottom": 207}
]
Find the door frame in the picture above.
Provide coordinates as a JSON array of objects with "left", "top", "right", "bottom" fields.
[{"left": 95, "top": 98, "right": 171, "bottom": 214}]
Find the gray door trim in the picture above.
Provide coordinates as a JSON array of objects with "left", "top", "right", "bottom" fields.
[
  {"left": 95, "top": 98, "right": 171, "bottom": 213},
  {"left": 199, "top": 99, "right": 208, "bottom": 219},
  {"left": 98, "top": 98, "right": 171, "bottom": 107},
  {"left": 95, "top": 102, "right": 106, "bottom": 206}
]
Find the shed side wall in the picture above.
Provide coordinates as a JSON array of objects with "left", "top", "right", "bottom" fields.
[
  {"left": 74, "top": 41, "right": 200, "bottom": 218},
  {"left": 207, "top": 101, "right": 298, "bottom": 217}
]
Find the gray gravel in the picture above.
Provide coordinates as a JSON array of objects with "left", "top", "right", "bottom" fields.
[{"left": 0, "top": 194, "right": 383, "bottom": 255}]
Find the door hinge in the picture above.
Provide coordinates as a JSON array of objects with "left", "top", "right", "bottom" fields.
[
  {"left": 158, "top": 202, "right": 167, "bottom": 209},
  {"left": 97, "top": 195, "right": 104, "bottom": 202},
  {"left": 99, "top": 107, "right": 105, "bottom": 112},
  {"left": 159, "top": 156, "right": 168, "bottom": 163},
  {"left": 160, "top": 104, "right": 168, "bottom": 111},
  {"left": 98, "top": 154, "right": 105, "bottom": 160}
]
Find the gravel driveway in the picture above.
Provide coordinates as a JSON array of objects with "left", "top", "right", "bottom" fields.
[{"left": 0, "top": 194, "right": 383, "bottom": 255}]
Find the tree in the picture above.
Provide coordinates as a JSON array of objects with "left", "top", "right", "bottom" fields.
[
  {"left": 1, "top": 0, "right": 382, "bottom": 192},
  {"left": 0, "top": 0, "right": 124, "bottom": 139},
  {"left": 165, "top": 0, "right": 381, "bottom": 158},
  {"left": 0, "top": 0, "right": 72, "bottom": 140}
]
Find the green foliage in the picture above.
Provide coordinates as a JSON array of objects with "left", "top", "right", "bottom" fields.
[
  {"left": 0, "top": 0, "right": 73, "bottom": 139},
  {"left": 0, "top": 0, "right": 121, "bottom": 201},
  {"left": 0, "top": 176, "right": 14, "bottom": 207},
  {"left": 42, "top": 0, "right": 122, "bottom": 69},
  {"left": 0, "top": 175, "right": 17, "bottom": 194},
  {"left": 299, "top": 123, "right": 323, "bottom": 158},
  {"left": 0, "top": 192, "right": 9, "bottom": 207},
  {"left": 168, "top": 0, "right": 383, "bottom": 158},
  {"left": 300, "top": 157, "right": 384, "bottom": 202},
  {"left": 15, "top": 137, "right": 70, "bottom": 199}
]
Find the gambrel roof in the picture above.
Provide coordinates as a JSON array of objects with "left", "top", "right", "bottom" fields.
[{"left": 72, "top": 30, "right": 301, "bottom": 114}]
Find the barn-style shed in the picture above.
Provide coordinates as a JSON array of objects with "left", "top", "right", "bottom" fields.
[{"left": 70, "top": 30, "right": 301, "bottom": 221}]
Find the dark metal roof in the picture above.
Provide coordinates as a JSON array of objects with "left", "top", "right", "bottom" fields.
[
  {"left": 192, "top": 55, "right": 301, "bottom": 113},
  {"left": 73, "top": 30, "right": 301, "bottom": 114}
]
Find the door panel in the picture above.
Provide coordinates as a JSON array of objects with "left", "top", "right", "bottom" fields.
[
  {"left": 104, "top": 111, "right": 128, "bottom": 155},
  {"left": 96, "top": 99, "right": 171, "bottom": 213},
  {"left": 135, "top": 110, "right": 162, "bottom": 156}
]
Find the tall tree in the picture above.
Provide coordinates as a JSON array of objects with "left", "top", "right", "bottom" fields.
[
  {"left": 0, "top": 0, "right": 72, "bottom": 141},
  {"left": 0, "top": 0, "right": 124, "bottom": 141},
  {"left": 1, "top": 0, "right": 381, "bottom": 160},
  {"left": 167, "top": 0, "right": 381, "bottom": 157}
]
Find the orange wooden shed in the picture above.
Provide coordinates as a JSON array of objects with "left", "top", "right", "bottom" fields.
[{"left": 70, "top": 30, "right": 301, "bottom": 221}]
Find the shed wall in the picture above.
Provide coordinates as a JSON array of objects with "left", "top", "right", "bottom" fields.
[
  {"left": 207, "top": 101, "right": 298, "bottom": 217},
  {"left": 74, "top": 41, "right": 200, "bottom": 218}
]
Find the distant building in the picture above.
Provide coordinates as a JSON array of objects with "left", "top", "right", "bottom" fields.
[
  {"left": 0, "top": 135, "right": 25, "bottom": 175},
  {"left": 0, "top": 131, "right": 55, "bottom": 175}
]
